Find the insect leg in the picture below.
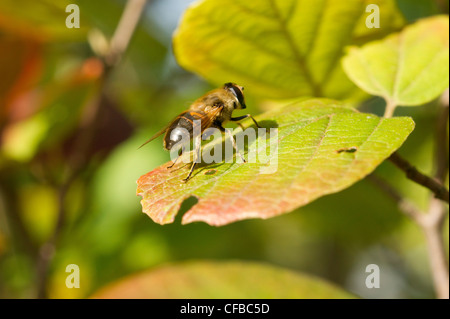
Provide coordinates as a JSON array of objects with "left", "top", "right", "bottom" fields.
[
  {"left": 230, "top": 114, "right": 261, "bottom": 128},
  {"left": 167, "top": 146, "right": 184, "bottom": 169},
  {"left": 183, "top": 134, "right": 202, "bottom": 182},
  {"left": 219, "top": 125, "right": 246, "bottom": 163},
  {"left": 183, "top": 162, "right": 197, "bottom": 182}
]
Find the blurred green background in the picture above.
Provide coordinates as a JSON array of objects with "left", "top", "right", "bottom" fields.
[{"left": 0, "top": 0, "right": 448, "bottom": 299}]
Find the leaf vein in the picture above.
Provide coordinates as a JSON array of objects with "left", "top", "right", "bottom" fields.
[{"left": 277, "top": 115, "right": 333, "bottom": 206}]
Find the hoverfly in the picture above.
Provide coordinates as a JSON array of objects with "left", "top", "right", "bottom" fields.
[{"left": 139, "top": 82, "right": 260, "bottom": 182}]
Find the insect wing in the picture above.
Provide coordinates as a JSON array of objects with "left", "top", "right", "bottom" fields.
[
  {"left": 194, "top": 106, "right": 224, "bottom": 132},
  {"left": 138, "top": 111, "right": 188, "bottom": 149}
]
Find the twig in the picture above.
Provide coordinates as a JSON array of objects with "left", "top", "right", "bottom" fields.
[
  {"left": 368, "top": 174, "right": 449, "bottom": 298},
  {"left": 0, "top": 180, "right": 38, "bottom": 258},
  {"left": 367, "top": 175, "right": 424, "bottom": 224},
  {"left": 425, "top": 89, "right": 449, "bottom": 299},
  {"left": 35, "top": 0, "right": 148, "bottom": 298},
  {"left": 423, "top": 198, "right": 449, "bottom": 299},
  {"left": 388, "top": 152, "right": 449, "bottom": 203},
  {"left": 106, "top": 0, "right": 148, "bottom": 67},
  {"left": 435, "top": 88, "right": 449, "bottom": 183},
  {"left": 35, "top": 175, "right": 75, "bottom": 298},
  {"left": 373, "top": 90, "right": 449, "bottom": 299}
]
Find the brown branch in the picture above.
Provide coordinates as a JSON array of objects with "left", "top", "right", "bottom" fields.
[
  {"left": 435, "top": 88, "right": 449, "bottom": 183},
  {"left": 35, "top": 0, "right": 148, "bottom": 298},
  {"left": 389, "top": 152, "right": 449, "bottom": 203}
]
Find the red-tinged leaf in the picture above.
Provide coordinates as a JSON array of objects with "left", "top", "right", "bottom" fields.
[
  {"left": 91, "top": 261, "right": 356, "bottom": 299},
  {"left": 0, "top": 34, "right": 42, "bottom": 123},
  {"left": 137, "top": 99, "right": 414, "bottom": 226}
]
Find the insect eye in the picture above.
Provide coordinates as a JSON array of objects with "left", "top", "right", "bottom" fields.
[
  {"left": 225, "top": 83, "right": 245, "bottom": 106},
  {"left": 229, "top": 87, "right": 239, "bottom": 98}
]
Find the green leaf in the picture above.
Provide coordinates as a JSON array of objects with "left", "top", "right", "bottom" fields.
[
  {"left": 136, "top": 99, "right": 414, "bottom": 226},
  {"left": 396, "top": 0, "right": 440, "bottom": 23},
  {"left": 173, "top": 0, "right": 404, "bottom": 101},
  {"left": 342, "top": 15, "right": 449, "bottom": 106},
  {"left": 91, "top": 261, "right": 356, "bottom": 298}
]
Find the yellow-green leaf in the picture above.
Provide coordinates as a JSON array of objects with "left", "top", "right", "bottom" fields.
[
  {"left": 173, "top": 0, "right": 404, "bottom": 100},
  {"left": 91, "top": 261, "right": 356, "bottom": 298},
  {"left": 342, "top": 15, "right": 449, "bottom": 106}
]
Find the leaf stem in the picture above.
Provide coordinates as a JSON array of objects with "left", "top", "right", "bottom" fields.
[
  {"left": 384, "top": 99, "right": 397, "bottom": 118},
  {"left": 388, "top": 152, "right": 449, "bottom": 203}
]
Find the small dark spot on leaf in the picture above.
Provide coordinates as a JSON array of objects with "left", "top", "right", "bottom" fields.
[
  {"left": 205, "top": 169, "right": 217, "bottom": 175},
  {"left": 337, "top": 146, "right": 358, "bottom": 154}
]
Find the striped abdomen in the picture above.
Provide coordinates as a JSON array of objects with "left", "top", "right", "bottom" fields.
[{"left": 163, "top": 111, "right": 206, "bottom": 150}]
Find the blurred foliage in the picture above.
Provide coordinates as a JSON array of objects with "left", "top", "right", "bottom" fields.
[
  {"left": 0, "top": 0, "right": 448, "bottom": 299},
  {"left": 91, "top": 261, "right": 356, "bottom": 298}
]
